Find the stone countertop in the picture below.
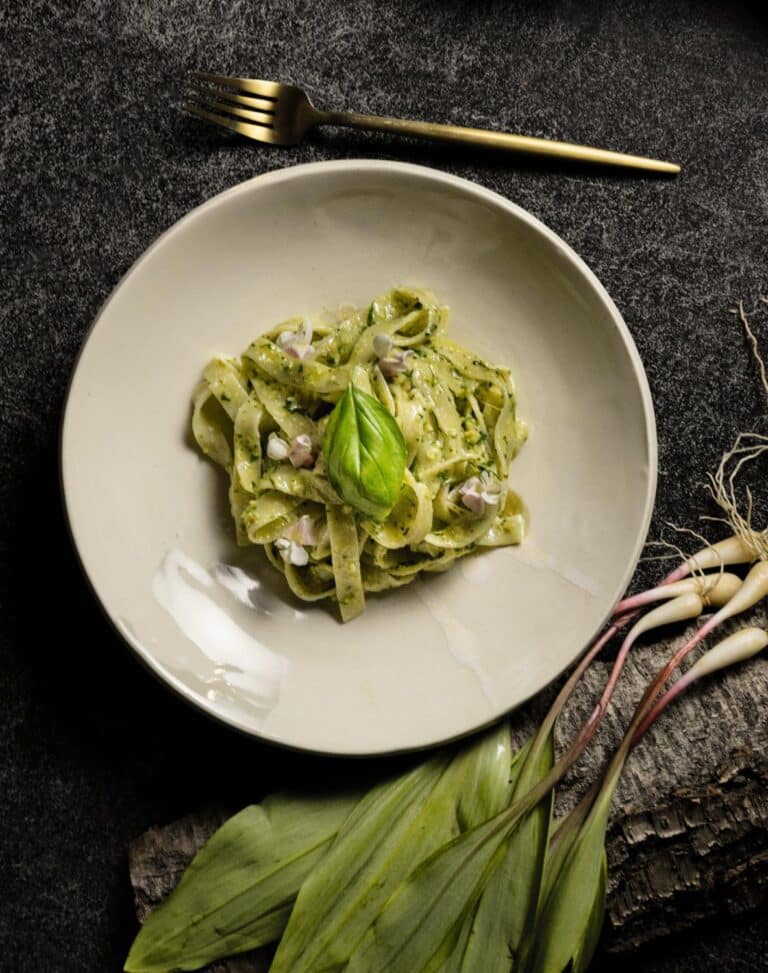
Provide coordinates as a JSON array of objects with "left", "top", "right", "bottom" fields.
[{"left": 2, "top": 0, "right": 768, "bottom": 969}]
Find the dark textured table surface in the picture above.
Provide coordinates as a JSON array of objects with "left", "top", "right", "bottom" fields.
[{"left": 3, "top": 1, "right": 768, "bottom": 969}]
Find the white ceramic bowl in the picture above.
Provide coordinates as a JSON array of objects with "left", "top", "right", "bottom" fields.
[{"left": 61, "top": 160, "right": 656, "bottom": 755}]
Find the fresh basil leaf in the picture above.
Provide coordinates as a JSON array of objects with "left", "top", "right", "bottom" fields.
[{"left": 323, "top": 383, "right": 407, "bottom": 520}]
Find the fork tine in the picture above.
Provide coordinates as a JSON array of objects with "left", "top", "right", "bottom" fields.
[
  {"left": 182, "top": 103, "right": 276, "bottom": 143},
  {"left": 188, "top": 81, "right": 276, "bottom": 115},
  {"left": 189, "top": 89, "right": 275, "bottom": 127},
  {"left": 191, "top": 71, "right": 281, "bottom": 101}
]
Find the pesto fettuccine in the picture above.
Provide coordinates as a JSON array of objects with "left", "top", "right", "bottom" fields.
[{"left": 192, "top": 287, "right": 527, "bottom": 622}]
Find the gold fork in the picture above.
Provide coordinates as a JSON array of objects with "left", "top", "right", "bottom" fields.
[{"left": 184, "top": 72, "right": 680, "bottom": 175}]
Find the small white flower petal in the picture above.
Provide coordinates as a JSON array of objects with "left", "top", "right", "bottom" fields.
[
  {"left": 460, "top": 476, "right": 482, "bottom": 494},
  {"left": 292, "top": 514, "right": 317, "bottom": 547},
  {"left": 278, "top": 320, "right": 315, "bottom": 360},
  {"left": 373, "top": 333, "right": 394, "bottom": 358},
  {"left": 460, "top": 490, "right": 486, "bottom": 515},
  {"left": 379, "top": 350, "right": 412, "bottom": 379},
  {"left": 459, "top": 476, "right": 496, "bottom": 515},
  {"left": 281, "top": 516, "right": 316, "bottom": 548},
  {"left": 288, "top": 434, "right": 315, "bottom": 469},
  {"left": 289, "top": 542, "right": 309, "bottom": 567},
  {"left": 275, "top": 538, "right": 292, "bottom": 561},
  {"left": 283, "top": 341, "right": 315, "bottom": 361},
  {"left": 267, "top": 435, "right": 290, "bottom": 461}
]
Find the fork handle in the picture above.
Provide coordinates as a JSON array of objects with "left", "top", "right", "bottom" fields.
[{"left": 318, "top": 110, "right": 679, "bottom": 174}]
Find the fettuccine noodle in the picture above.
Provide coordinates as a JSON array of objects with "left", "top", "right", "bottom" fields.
[{"left": 192, "top": 287, "right": 528, "bottom": 621}]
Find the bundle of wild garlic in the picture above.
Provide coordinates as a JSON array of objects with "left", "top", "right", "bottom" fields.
[
  {"left": 124, "top": 549, "right": 768, "bottom": 971},
  {"left": 125, "top": 303, "right": 768, "bottom": 973}
]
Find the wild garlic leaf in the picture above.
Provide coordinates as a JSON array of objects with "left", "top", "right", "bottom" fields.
[
  {"left": 345, "top": 808, "right": 516, "bottom": 973},
  {"left": 431, "top": 740, "right": 532, "bottom": 973},
  {"left": 271, "top": 724, "right": 511, "bottom": 973},
  {"left": 323, "top": 383, "right": 407, "bottom": 520},
  {"left": 426, "top": 907, "right": 476, "bottom": 973},
  {"left": 453, "top": 721, "right": 514, "bottom": 829},
  {"left": 269, "top": 756, "right": 450, "bottom": 973},
  {"left": 423, "top": 723, "right": 520, "bottom": 973},
  {"left": 527, "top": 780, "right": 615, "bottom": 973},
  {"left": 344, "top": 724, "right": 564, "bottom": 973},
  {"left": 123, "top": 791, "right": 360, "bottom": 973},
  {"left": 572, "top": 850, "right": 607, "bottom": 973},
  {"left": 458, "top": 730, "right": 554, "bottom": 973},
  {"left": 539, "top": 791, "right": 594, "bottom": 910}
]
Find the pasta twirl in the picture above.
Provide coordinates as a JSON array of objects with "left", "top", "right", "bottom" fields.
[{"left": 192, "top": 287, "right": 528, "bottom": 621}]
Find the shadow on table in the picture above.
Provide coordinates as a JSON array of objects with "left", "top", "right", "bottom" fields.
[{"left": 592, "top": 898, "right": 768, "bottom": 972}]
